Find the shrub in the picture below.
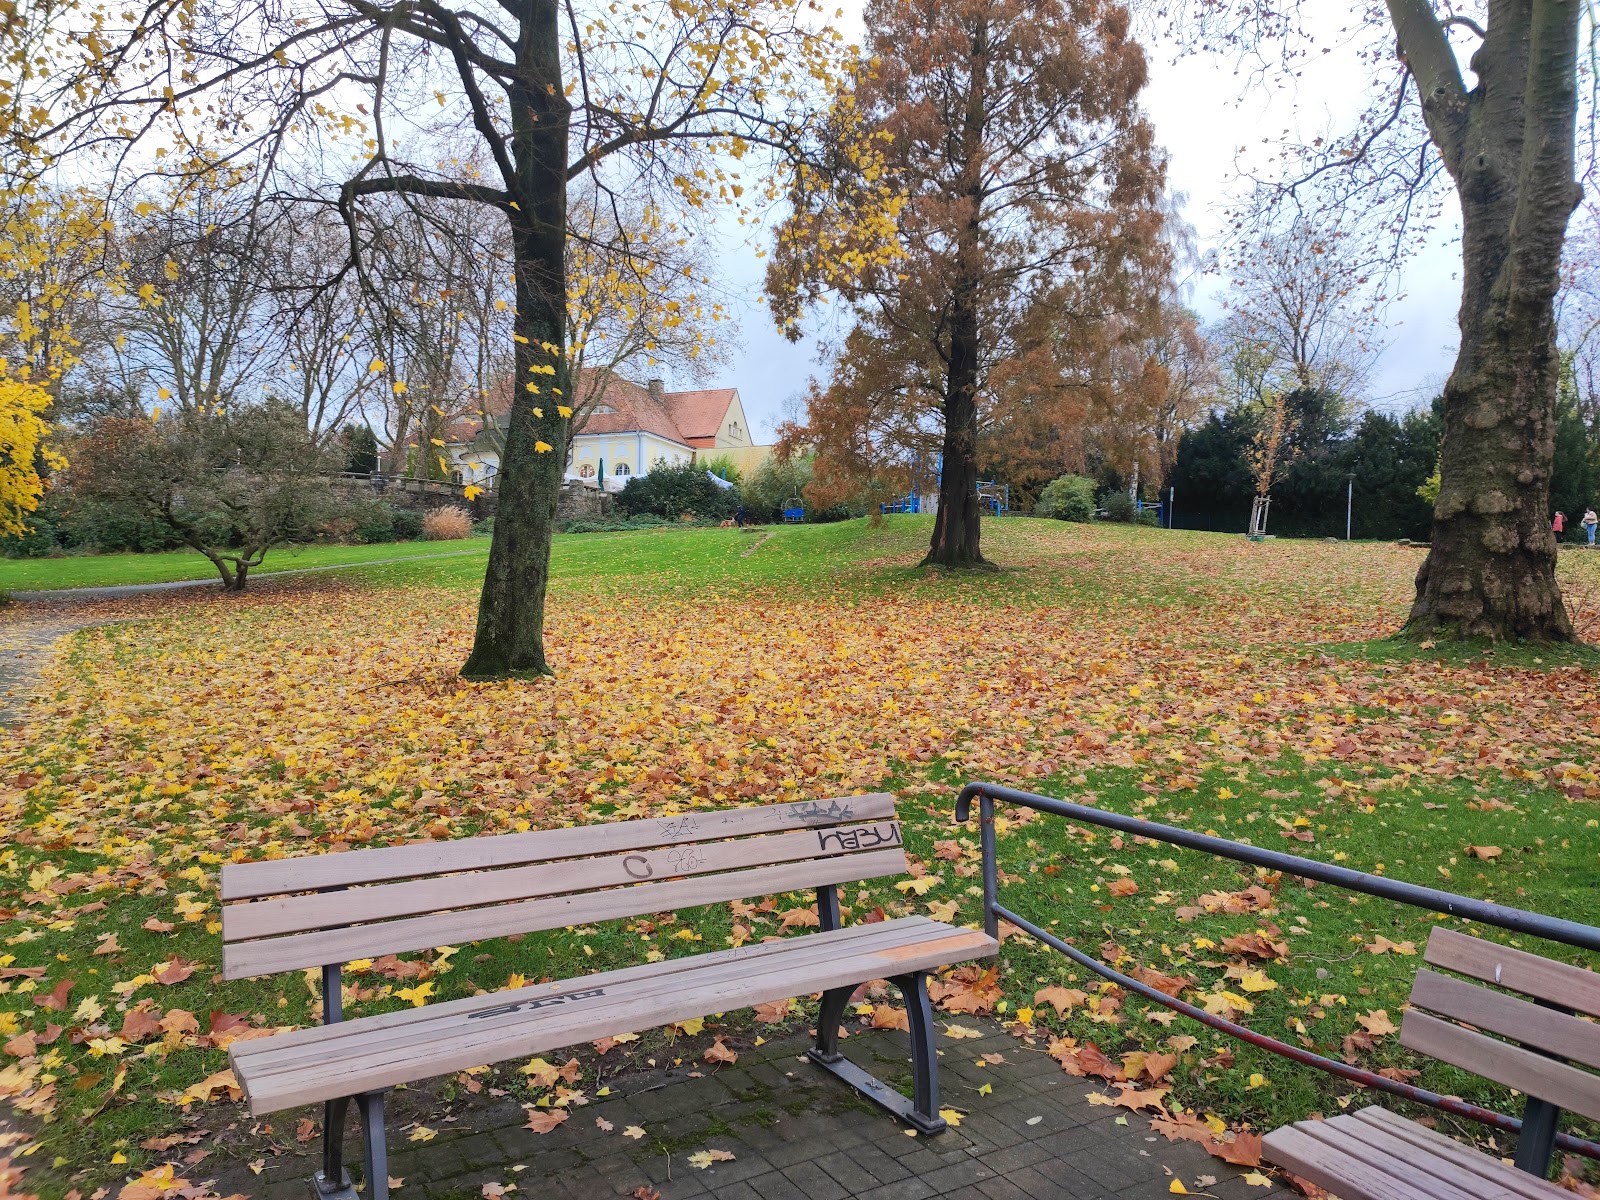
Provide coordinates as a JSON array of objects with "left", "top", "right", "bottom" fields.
[
  {"left": 615, "top": 461, "right": 740, "bottom": 522},
  {"left": 350, "top": 499, "right": 397, "bottom": 544},
  {"left": 422, "top": 505, "right": 473, "bottom": 540},
  {"left": 560, "top": 513, "right": 698, "bottom": 534},
  {"left": 1136, "top": 508, "right": 1161, "bottom": 527},
  {"left": 1035, "top": 474, "right": 1096, "bottom": 522},
  {"left": 2, "top": 512, "right": 65, "bottom": 558},
  {"left": 391, "top": 507, "right": 425, "bottom": 541},
  {"left": 1100, "top": 491, "right": 1136, "bottom": 523}
]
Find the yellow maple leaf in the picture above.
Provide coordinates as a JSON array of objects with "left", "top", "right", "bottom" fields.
[
  {"left": 396, "top": 982, "right": 435, "bottom": 1007},
  {"left": 1236, "top": 970, "right": 1277, "bottom": 993}
]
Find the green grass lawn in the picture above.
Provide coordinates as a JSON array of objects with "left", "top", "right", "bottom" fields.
[
  {"left": 0, "top": 537, "right": 493, "bottom": 591},
  {"left": 1, "top": 516, "right": 1598, "bottom": 1196}
]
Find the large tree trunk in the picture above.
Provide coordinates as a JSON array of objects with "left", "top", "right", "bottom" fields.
[
  {"left": 924, "top": 18, "right": 992, "bottom": 572},
  {"left": 925, "top": 294, "right": 990, "bottom": 568},
  {"left": 461, "top": 0, "right": 572, "bottom": 679},
  {"left": 1400, "top": 0, "right": 1581, "bottom": 641}
]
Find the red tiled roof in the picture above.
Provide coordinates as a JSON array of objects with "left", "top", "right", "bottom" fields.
[
  {"left": 661, "top": 388, "right": 737, "bottom": 442},
  {"left": 443, "top": 370, "right": 737, "bottom": 448},
  {"left": 576, "top": 372, "right": 688, "bottom": 445}
]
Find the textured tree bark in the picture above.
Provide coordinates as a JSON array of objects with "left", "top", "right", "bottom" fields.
[
  {"left": 925, "top": 293, "right": 990, "bottom": 569},
  {"left": 461, "top": 0, "right": 572, "bottom": 678},
  {"left": 922, "top": 19, "right": 992, "bottom": 572},
  {"left": 1401, "top": 0, "right": 1581, "bottom": 641}
]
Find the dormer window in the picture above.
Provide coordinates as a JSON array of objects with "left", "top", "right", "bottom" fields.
[{"left": 592, "top": 404, "right": 617, "bottom": 415}]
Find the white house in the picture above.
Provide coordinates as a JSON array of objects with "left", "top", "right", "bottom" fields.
[{"left": 446, "top": 371, "right": 768, "bottom": 491}]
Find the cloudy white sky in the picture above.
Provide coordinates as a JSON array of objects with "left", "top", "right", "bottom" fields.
[{"left": 692, "top": 10, "right": 1467, "bottom": 441}]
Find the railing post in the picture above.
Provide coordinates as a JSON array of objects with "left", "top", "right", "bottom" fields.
[{"left": 977, "top": 791, "right": 999, "bottom": 945}]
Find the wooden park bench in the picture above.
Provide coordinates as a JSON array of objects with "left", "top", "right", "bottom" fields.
[
  {"left": 219, "top": 794, "right": 995, "bottom": 1200},
  {"left": 1263, "top": 927, "right": 1600, "bottom": 1199}
]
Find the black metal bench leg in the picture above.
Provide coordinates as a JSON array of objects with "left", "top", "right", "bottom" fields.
[
  {"left": 313, "top": 1097, "right": 358, "bottom": 1200},
  {"left": 356, "top": 1091, "right": 390, "bottom": 1200},
  {"left": 811, "top": 986, "right": 853, "bottom": 1062},
  {"left": 803, "top": 974, "right": 948, "bottom": 1135},
  {"left": 1514, "top": 1097, "right": 1560, "bottom": 1178},
  {"left": 892, "top": 971, "right": 946, "bottom": 1134}
]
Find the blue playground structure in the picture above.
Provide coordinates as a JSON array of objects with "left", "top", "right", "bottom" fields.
[
  {"left": 976, "top": 479, "right": 1010, "bottom": 515},
  {"left": 879, "top": 459, "right": 1014, "bottom": 516},
  {"left": 782, "top": 495, "right": 805, "bottom": 523}
]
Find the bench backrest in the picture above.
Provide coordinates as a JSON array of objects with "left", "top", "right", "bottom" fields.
[
  {"left": 1402, "top": 927, "right": 1600, "bottom": 1121},
  {"left": 221, "top": 794, "right": 906, "bottom": 980}
]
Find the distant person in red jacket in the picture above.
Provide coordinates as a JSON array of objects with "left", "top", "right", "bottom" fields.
[{"left": 1553, "top": 511, "right": 1566, "bottom": 541}]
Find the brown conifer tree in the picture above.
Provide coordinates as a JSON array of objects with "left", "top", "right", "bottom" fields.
[{"left": 768, "top": 0, "right": 1171, "bottom": 567}]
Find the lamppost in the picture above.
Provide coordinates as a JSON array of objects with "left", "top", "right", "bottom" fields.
[{"left": 1346, "top": 470, "right": 1356, "bottom": 541}]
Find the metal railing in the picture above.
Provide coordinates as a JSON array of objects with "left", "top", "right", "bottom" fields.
[{"left": 955, "top": 780, "right": 1600, "bottom": 1164}]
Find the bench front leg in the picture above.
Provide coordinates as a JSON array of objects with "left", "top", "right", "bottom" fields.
[
  {"left": 891, "top": 971, "right": 945, "bottom": 1134},
  {"left": 811, "top": 986, "right": 854, "bottom": 1063},
  {"left": 356, "top": 1091, "right": 390, "bottom": 1200},
  {"left": 804, "top": 972, "right": 948, "bottom": 1135},
  {"left": 314, "top": 1096, "right": 356, "bottom": 1199}
]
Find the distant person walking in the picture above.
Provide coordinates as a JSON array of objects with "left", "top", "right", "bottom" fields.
[
  {"left": 1552, "top": 510, "right": 1565, "bottom": 541},
  {"left": 1584, "top": 507, "right": 1599, "bottom": 547}
]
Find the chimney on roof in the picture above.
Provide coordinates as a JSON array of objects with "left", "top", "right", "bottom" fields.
[{"left": 647, "top": 378, "right": 665, "bottom": 404}]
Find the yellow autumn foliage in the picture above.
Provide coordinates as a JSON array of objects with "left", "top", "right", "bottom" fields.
[{"left": 0, "top": 372, "right": 62, "bottom": 538}]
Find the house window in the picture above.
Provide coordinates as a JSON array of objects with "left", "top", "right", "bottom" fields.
[
  {"left": 614, "top": 462, "right": 631, "bottom": 476},
  {"left": 579, "top": 463, "right": 595, "bottom": 478},
  {"left": 450, "top": 470, "right": 464, "bottom": 485},
  {"left": 593, "top": 404, "right": 617, "bottom": 414}
]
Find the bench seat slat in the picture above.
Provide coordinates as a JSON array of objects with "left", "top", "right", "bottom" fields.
[
  {"left": 1424, "top": 928, "right": 1600, "bottom": 1019},
  {"left": 1351, "top": 1109, "right": 1565, "bottom": 1200},
  {"left": 1410, "top": 968, "right": 1600, "bottom": 1071},
  {"left": 1308, "top": 1115, "right": 1526, "bottom": 1200},
  {"left": 231, "top": 917, "right": 946, "bottom": 1064},
  {"left": 231, "top": 917, "right": 996, "bottom": 1114},
  {"left": 224, "top": 847, "right": 907, "bottom": 979},
  {"left": 224, "top": 821, "right": 904, "bottom": 942},
  {"left": 1399, "top": 1011, "right": 1600, "bottom": 1122},
  {"left": 221, "top": 794, "right": 895, "bottom": 900},
  {"left": 1262, "top": 1124, "right": 1464, "bottom": 1200},
  {"left": 1265, "top": 1109, "right": 1571, "bottom": 1200}
]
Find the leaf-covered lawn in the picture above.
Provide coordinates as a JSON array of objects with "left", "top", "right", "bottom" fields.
[{"left": 2, "top": 518, "right": 1598, "bottom": 1197}]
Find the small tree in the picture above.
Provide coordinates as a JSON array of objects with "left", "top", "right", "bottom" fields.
[
  {"left": 1245, "top": 393, "right": 1298, "bottom": 537},
  {"left": 69, "top": 403, "right": 342, "bottom": 590}
]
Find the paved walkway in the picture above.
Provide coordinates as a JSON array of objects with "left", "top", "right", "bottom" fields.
[{"left": 220, "top": 1018, "right": 1291, "bottom": 1200}]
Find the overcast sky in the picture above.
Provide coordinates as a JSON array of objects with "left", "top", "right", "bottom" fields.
[{"left": 689, "top": 12, "right": 1467, "bottom": 441}]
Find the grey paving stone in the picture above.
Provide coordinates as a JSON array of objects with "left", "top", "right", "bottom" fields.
[
  {"left": 780, "top": 1159, "right": 852, "bottom": 1200},
  {"left": 734, "top": 1169, "right": 814, "bottom": 1200},
  {"left": 207, "top": 1017, "right": 1294, "bottom": 1200}
]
